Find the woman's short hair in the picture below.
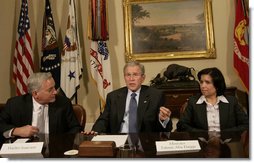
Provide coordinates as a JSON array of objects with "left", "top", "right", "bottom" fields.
[
  {"left": 197, "top": 67, "right": 226, "bottom": 96},
  {"left": 27, "top": 72, "right": 53, "bottom": 94}
]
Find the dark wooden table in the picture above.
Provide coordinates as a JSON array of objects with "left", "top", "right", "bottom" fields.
[{"left": 0, "top": 131, "right": 249, "bottom": 158}]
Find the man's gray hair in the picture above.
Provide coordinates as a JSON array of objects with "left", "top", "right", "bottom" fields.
[
  {"left": 27, "top": 72, "right": 53, "bottom": 94},
  {"left": 123, "top": 61, "right": 145, "bottom": 75}
]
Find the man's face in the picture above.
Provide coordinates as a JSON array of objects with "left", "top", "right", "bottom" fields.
[
  {"left": 33, "top": 78, "right": 57, "bottom": 104},
  {"left": 124, "top": 65, "right": 145, "bottom": 92}
]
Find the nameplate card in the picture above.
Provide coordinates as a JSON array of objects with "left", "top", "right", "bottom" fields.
[
  {"left": 0, "top": 142, "right": 43, "bottom": 156},
  {"left": 156, "top": 140, "right": 201, "bottom": 155}
]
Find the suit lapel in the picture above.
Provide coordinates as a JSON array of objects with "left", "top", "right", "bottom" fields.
[
  {"left": 137, "top": 86, "right": 149, "bottom": 130},
  {"left": 116, "top": 88, "right": 128, "bottom": 125},
  {"left": 219, "top": 102, "right": 229, "bottom": 130},
  {"left": 25, "top": 95, "right": 34, "bottom": 124},
  {"left": 196, "top": 103, "right": 208, "bottom": 130},
  {"left": 48, "top": 101, "right": 59, "bottom": 132}
]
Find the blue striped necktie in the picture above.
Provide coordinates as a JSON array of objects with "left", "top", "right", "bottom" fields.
[{"left": 129, "top": 92, "right": 137, "bottom": 133}]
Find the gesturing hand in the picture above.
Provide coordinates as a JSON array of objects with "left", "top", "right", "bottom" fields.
[{"left": 159, "top": 106, "right": 171, "bottom": 121}]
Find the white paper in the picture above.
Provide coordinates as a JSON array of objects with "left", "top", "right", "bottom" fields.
[
  {"left": 91, "top": 135, "right": 128, "bottom": 147},
  {"left": 13, "top": 138, "right": 29, "bottom": 143},
  {"left": 156, "top": 140, "right": 201, "bottom": 155}
]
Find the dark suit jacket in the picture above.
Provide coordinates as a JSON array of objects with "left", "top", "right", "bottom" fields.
[
  {"left": 176, "top": 95, "right": 249, "bottom": 132},
  {"left": 92, "top": 85, "right": 172, "bottom": 133},
  {"left": 0, "top": 94, "right": 82, "bottom": 135}
]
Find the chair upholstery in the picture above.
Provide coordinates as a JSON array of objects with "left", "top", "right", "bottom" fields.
[
  {"left": 173, "top": 99, "right": 189, "bottom": 132},
  {"left": 179, "top": 99, "right": 188, "bottom": 117},
  {"left": 72, "top": 104, "right": 86, "bottom": 130}
]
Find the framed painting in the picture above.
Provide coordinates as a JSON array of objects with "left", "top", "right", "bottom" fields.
[{"left": 123, "top": 0, "right": 216, "bottom": 61}]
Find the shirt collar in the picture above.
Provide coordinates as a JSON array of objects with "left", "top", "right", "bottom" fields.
[
  {"left": 128, "top": 87, "right": 141, "bottom": 96},
  {"left": 196, "top": 95, "right": 229, "bottom": 104},
  {"left": 32, "top": 97, "right": 48, "bottom": 111}
]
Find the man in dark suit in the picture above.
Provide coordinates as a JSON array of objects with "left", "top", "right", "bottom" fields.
[
  {"left": 0, "top": 72, "right": 82, "bottom": 138},
  {"left": 85, "top": 61, "right": 172, "bottom": 134}
]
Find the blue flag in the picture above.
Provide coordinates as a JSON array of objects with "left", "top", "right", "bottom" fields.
[{"left": 41, "top": 0, "right": 61, "bottom": 88}]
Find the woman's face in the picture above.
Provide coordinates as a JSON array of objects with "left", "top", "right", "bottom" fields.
[{"left": 199, "top": 74, "right": 217, "bottom": 98}]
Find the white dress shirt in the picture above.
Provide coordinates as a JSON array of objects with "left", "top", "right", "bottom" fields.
[{"left": 32, "top": 98, "right": 49, "bottom": 134}]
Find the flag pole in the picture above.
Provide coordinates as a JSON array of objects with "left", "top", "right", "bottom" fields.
[{"left": 74, "top": 89, "right": 78, "bottom": 104}]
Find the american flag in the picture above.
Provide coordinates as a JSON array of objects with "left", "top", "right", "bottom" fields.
[{"left": 13, "top": 0, "right": 34, "bottom": 95}]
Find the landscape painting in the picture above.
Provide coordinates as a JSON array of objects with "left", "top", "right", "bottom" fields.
[{"left": 123, "top": 0, "right": 216, "bottom": 61}]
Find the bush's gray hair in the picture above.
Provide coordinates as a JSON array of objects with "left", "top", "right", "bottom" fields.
[{"left": 123, "top": 61, "right": 145, "bottom": 75}]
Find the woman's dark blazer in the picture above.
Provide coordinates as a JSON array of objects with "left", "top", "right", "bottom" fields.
[{"left": 176, "top": 95, "right": 249, "bottom": 132}]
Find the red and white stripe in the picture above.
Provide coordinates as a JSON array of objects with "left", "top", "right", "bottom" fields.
[{"left": 13, "top": 28, "right": 34, "bottom": 95}]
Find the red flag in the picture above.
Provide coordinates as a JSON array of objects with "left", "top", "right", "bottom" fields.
[
  {"left": 233, "top": 0, "right": 249, "bottom": 91},
  {"left": 13, "top": 0, "right": 34, "bottom": 95},
  {"left": 88, "top": 0, "right": 108, "bottom": 41}
]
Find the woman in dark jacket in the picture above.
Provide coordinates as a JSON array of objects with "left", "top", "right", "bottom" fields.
[{"left": 177, "top": 67, "right": 248, "bottom": 132}]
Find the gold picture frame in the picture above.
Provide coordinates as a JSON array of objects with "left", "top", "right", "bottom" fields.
[{"left": 123, "top": 0, "right": 216, "bottom": 61}]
